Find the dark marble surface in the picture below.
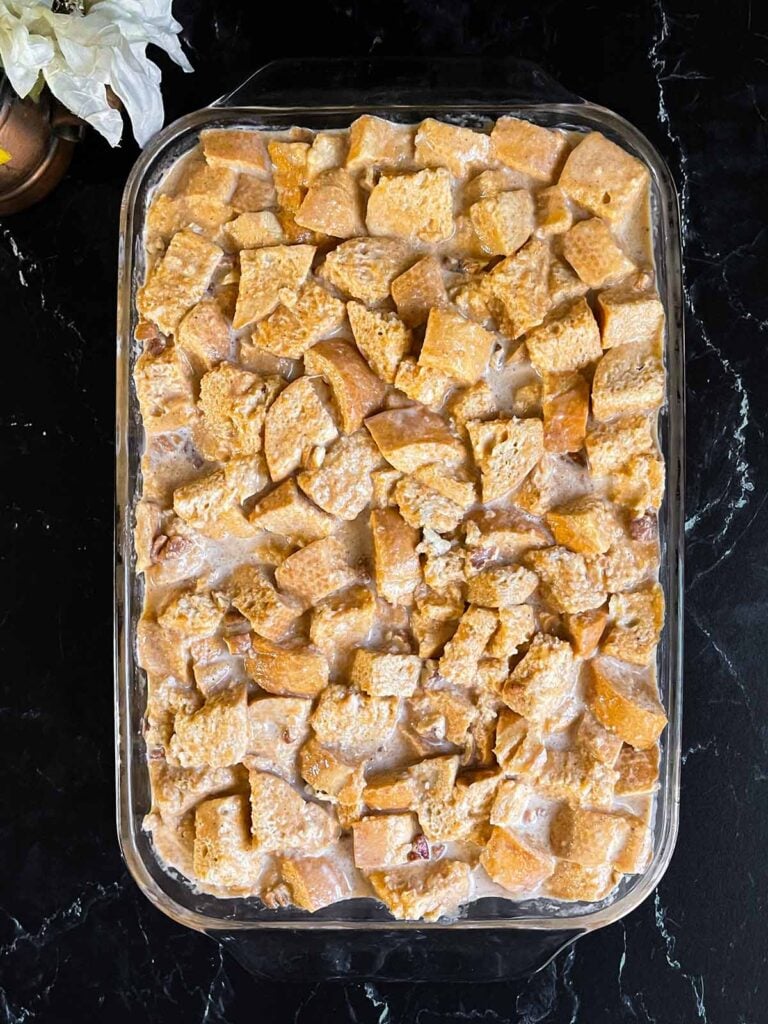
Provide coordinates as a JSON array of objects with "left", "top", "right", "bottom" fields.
[{"left": 2, "top": 0, "right": 767, "bottom": 1020}]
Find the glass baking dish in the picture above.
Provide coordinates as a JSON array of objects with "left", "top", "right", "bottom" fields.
[{"left": 114, "top": 58, "right": 685, "bottom": 980}]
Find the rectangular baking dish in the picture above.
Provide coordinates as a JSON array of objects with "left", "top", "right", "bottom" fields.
[{"left": 114, "top": 58, "right": 684, "bottom": 969}]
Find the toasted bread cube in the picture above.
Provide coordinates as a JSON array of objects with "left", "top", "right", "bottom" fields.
[
  {"left": 610, "top": 453, "right": 665, "bottom": 514},
  {"left": 536, "top": 749, "right": 618, "bottom": 808},
  {"left": 310, "top": 683, "right": 399, "bottom": 761},
  {"left": 134, "top": 345, "right": 195, "bottom": 430},
  {"left": 491, "top": 117, "right": 568, "bottom": 182},
  {"left": 230, "top": 174, "right": 276, "bottom": 214},
  {"left": 305, "top": 131, "right": 347, "bottom": 178},
  {"left": 225, "top": 210, "right": 284, "bottom": 250},
  {"left": 367, "top": 167, "right": 454, "bottom": 243},
  {"left": 585, "top": 415, "right": 654, "bottom": 476},
  {"left": 249, "top": 770, "right": 337, "bottom": 853},
  {"left": 601, "top": 584, "right": 664, "bottom": 666},
  {"left": 346, "top": 115, "right": 414, "bottom": 171},
  {"left": 138, "top": 230, "right": 223, "bottom": 335},
  {"left": 305, "top": 339, "right": 387, "bottom": 434},
  {"left": 467, "top": 565, "right": 539, "bottom": 609},
  {"left": 481, "top": 827, "right": 555, "bottom": 894},
  {"left": 280, "top": 855, "right": 352, "bottom": 911},
  {"left": 525, "top": 298, "right": 602, "bottom": 374},
  {"left": 371, "top": 467, "right": 404, "bottom": 509},
  {"left": 370, "top": 507, "right": 421, "bottom": 606},
  {"left": 467, "top": 417, "right": 544, "bottom": 502},
  {"left": 253, "top": 280, "right": 346, "bottom": 359},
  {"left": 177, "top": 299, "right": 232, "bottom": 371},
  {"left": 592, "top": 342, "right": 665, "bottom": 422},
  {"left": 149, "top": 760, "right": 245, "bottom": 820},
  {"left": 613, "top": 813, "right": 651, "bottom": 873},
  {"left": 548, "top": 256, "right": 589, "bottom": 310},
  {"left": 394, "top": 358, "right": 454, "bottom": 410},
  {"left": 408, "top": 688, "right": 477, "bottom": 746},
  {"left": 500, "top": 633, "right": 577, "bottom": 724},
  {"left": 145, "top": 193, "right": 189, "bottom": 241},
  {"left": 233, "top": 244, "right": 315, "bottom": 329},
  {"left": 598, "top": 285, "right": 665, "bottom": 349},
  {"left": 299, "top": 736, "right": 360, "bottom": 798},
  {"left": 181, "top": 160, "right": 238, "bottom": 201},
  {"left": 350, "top": 650, "right": 422, "bottom": 697},
  {"left": 170, "top": 684, "right": 248, "bottom": 768},
  {"left": 244, "top": 637, "right": 329, "bottom": 698},
  {"left": 347, "top": 301, "right": 412, "bottom": 383},
  {"left": 158, "top": 589, "right": 224, "bottom": 638},
  {"left": 275, "top": 536, "right": 357, "bottom": 607},
  {"left": 352, "top": 812, "right": 420, "bottom": 869},
  {"left": 464, "top": 166, "right": 529, "bottom": 203},
  {"left": 576, "top": 706, "right": 624, "bottom": 764},
  {"left": 193, "top": 794, "right": 260, "bottom": 890},
  {"left": 536, "top": 185, "right": 573, "bottom": 236},
  {"left": 309, "top": 587, "right": 377, "bottom": 661},
  {"left": 320, "top": 236, "right": 414, "bottom": 306},
  {"left": 263, "top": 376, "right": 338, "bottom": 482},
  {"left": 589, "top": 540, "right": 657, "bottom": 594},
  {"left": 446, "top": 381, "right": 496, "bottom": 434},
  {"left": 364, "top": 755, "right": 458, "bottom": 812},
  {"left": 267, "top": 139, "right": 309, "bottom": 210},
  {"left": 422, "top": 544, "right": 464, "bottom": 592},
  {"left": 486, "top": 605, "right": 536, "bottom": 659},
  {"left": 564, "top": 607, "right": 609, "bottom": 658},
  {"left": 298, "top": 430, "right": 382, "bottom": 519},
  {"left": 411, "top": 588, "right": 464, "bottom": 658},
  {"left": 514, "top": 452, "right": 582, "bottom": 517},
  {"left": 249, "top": 479, "right": 336, "bottom": 545},
  {"left": 563, "top": 217, "right": 636, "bottom": 289},
  {"left": 197, "top": 363, "right": 282, "bottom": 460},
  {"left": 589, "top": 658, "right": 667, "bottom": 749},
  {"left": 366, "top": 406, "right": 465, "bottom": 473},
  {"left": 414, "top": 117, "right": 491, "bottom": 177},
  {"left": 438, "top": 605, "right": 498, "bottom": 687},
  {"left": 294, "top": 167, "right": 365, "bottom": 238},
  {"left": 489, "top": 779, "right": 531, "bottom": 828},
  {"left": 419, "top": 307, "right": 495, "bottom": 385},
  {"left": 451, "top": 275, "right": 494, "bottom": 326},
  {"left": 201, "top": 129, "right": 269, "bottom": 175},
  {"left": 413, "top": 464, "right": 477, "bottom": 509},
  {"left": 542, "top": 372, "right": 589, "bottom": 453},
  {"left": 524, "top": 546, "right": 606, "bottom": 614},
  {"left": 464, "top": 507, "right": 550, "bottom": 561},
  {"left": 616, "top": 744, "right": 660, "bottom": 796},
  {"left": 369, "top": 859, "right": 471, "bottom": 921},
  {"left": 246, "top": 697, "right": 311, "bottom": 780},
  {"left": 547, "top": 861, "right": 619, "bottom": 902},
  {"left": 173, "top": 461, "right": 262, "bottom": 539},
  {"left": 391, "top": 256, "right": 448, "bottom": 327},
  {"left": 469, "top": 190, "right": 535, "bottom": 256},
  {"left": 482, "top": 238, "right": 550, "bottom": 338},
  {"left": 546, "top": 496, "right": 619, "bottom": 556},
  {"left": 224, "top": 565, "right": 301, "bottom": 642},
  {"left": 559, "top": 132, "right": 649, "bottom": 227}
]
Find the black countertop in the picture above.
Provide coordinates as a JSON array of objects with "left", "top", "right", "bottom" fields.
[{"left": 2, "top": 1, "right": 767, "bottom": 1020}]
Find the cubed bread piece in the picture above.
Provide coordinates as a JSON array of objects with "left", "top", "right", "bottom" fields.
[
  {"left": 447, "top": 381, "right": 496, "bottom": 432},
  {"left": 320, "top": 236, "right": 414, "bottom": 306},
  {"left": 350, "top": 650, "right": 422, "bottom": 697},
  {"left": 536, "top": 749, "right": 618, "bottom": 808},
  {"left": 193, "top": 794, "right": 260, "bottom": 891},
  {"left": 244, "top": 637, "right": 329, "bottom": 698},
  {"left": 305, "top": 339, "right": 387, "bottom": 434},
  {"left": 536, "top": 185, "right": 573, "bottom": 236},
  {"left": 138, "top": 230, "right": 223, "bottom": 335},
  {"left": 275, "top": 536, "right": 357, "bottom": 607},
  {"left": 267, "top": 140, "right": 309, "bottom": 211},
  {"left": 525, "top": 298, "right": 602, "bottom": 374},
  {"left": 297, "top": 430, "right": 381, "bottom": 520},
  {"left": 197, "top": 363, "right": 282, "bottom": 460},
  {"left": 224, "top": 565, "right": 302, "bottom": 642},
  {"left": 295, "top": 168, "right": 365, "bottom": 238},
  {"left": 249, "top": 479, "right": 336, "bottom": 545},
  {"left": 480, "top": 827, "right": 555, "bottom": 894},
  {"left": 451, "top": 275, "right": 494, "bottom": 326},
  {"left": 541, "top": 372, "right": 589, "bottom": 453},
  {"left": 438, "top": 605, "right": 498, "bottom": 687},
  {"left": 369, "top": 859, "right": 471, "bottom": 922},
  {"left": 366, "top": 406, "right": 465, "bottom": 473},
  {"left": 346, "top": 115, "right": 415, "bottom": 171},
  {"left": 588, "top": 658, "right": 667, "bottom": 749},
  {"left": 364, "top": 755, "right": 459, "bottom": 812},
  {"left": 489, "top": 779, "right": 531, "bottom": 828},
  {"left": 394, "top": 358, "right": 454, "bottom": 410},
  {"left": 173, "top": 460, "right": 264, "bottom": 539},
  {"left": 158, "top": 589, "right": 224, "bottom": 638},
  {"left": 170, "top": 684, "right": 248, "bottom": 768},
  {"left": 299, "top": 736, "right": 361, "bottom": 798},
  {"left": 547, "top": 861, "right": 619, "bottom": 902},
  {"left": 253, "top": 280, "right": 347, "bottom": 359},
  {"left": 149, "top": 760, "right": 245, "bottom": 820},
  {"left": 609, "top": 453, "right": 665, "bottom": 514},
  {"left": 367, "top": 167, "right": 454, "bottom": 243},
  {"left": 413, "top": 463, "right": 477, "bottom": 509},
  {"left": 601, "top": 584, "right": 665, "bottom": 666},
  {"left": 310, "top": 683, "right": 399, "bottom": 761},
  {"left": 585, "top": 415, "right": 654, "bottom": 476},
  {"left": 352, "top": 812, "right": 420, "bottom": 869},
  {"left": 467, "top": 417, "right": 544, "bottom": 502},
  {"left": 304, "top": 129, "right": 346, "bottom": 176},
  {"left": 481, "top": 238, "right": 550, "bottom": 338},
  {"left": 500, "top": 633, "right": 577, "bottom": 724},
  {"left": 225, "top": 210, "right": 284, "bottom": 250},
  {"left": 598, "top": 284, "right": 665, "bottom": 349},
  {"left": 613, "top": 813, "right": 651, "bottom": 873},
  {"left": 411, "top": 588, "right": 464, "bottom": 658},
  {"left": 467, "top": 565, "right": 539, "bottom": 609},
  {"left": 134, "top": 344, "right": 195, "bottom": 431},
  {"left": 419, "top": 307, "right": 496, "bottom": 385},
  {"left": 546, "top": 496, "right": 620, "bottom": 556},
  {"left": 202, "top": 129, "right": 269, "bottom": 175},
  {"left": 263, "top": 376, "right": 338, "bottom": 482},
  {"left": 177, "top": 299, "right": 232, "bottom": 371},
  {"left": 246, "top": 697, "right": 311, "bottom": 781},
  {"left": 347, "top": 301, "right": 412, "bottom": 383},
  {"left": 565, "top": 607, "right": 609, "bottom": 658},
  {"left": 422, "top": 546, "right": 464, "bottom": 592},
  {"left": 547, "top": 256, "right": 589, "bottom": 310},
  {"left": 550, "top": 804, "right": 629, "bottom": 867},
  {"left": 491, "top": 117, "right": 569, "bottom": 182},
  {"left": 486, "top": 605, "right": 536, "bottom": 659},
  {"left": 589, "top": 540, "right": 657, "bottom": 594},
  {"left": 414, "top": 117, "right": 491, "bottom": 177},
  {"left": 469, "top": 190, "right": 535, "bottom": 256},
  {"left": 249, "top": 770, "right": 337, "bottom": 853},
  {"left": 562, "top": 218, "right": 636, "bottom": 288},
  {"left": 233, "top": 244, "right": 315, "bottom": 329},
  {"left": 371, "top": 467, "right": 404, "bottom": 509},
  {"left": 615, "top": 743, "right": 660, "bottom": 796},
  {"left": 370, "top": 507, "right": 421, "bottom": 606},
  {"left": 524, "top": 546, "right": 606, "bottom": 614},
  {"left": 514, "top": 452, "right": 583, "bottom": 517},
  {"left": 464, "top": 507, "right": 550, "bottom": 561},
  {"left": 391, "top": 255, "right": 448, "bottom": 327},
  {"left": 559, "top": 131, "right": 649, "bottom": 227},
  {"left": 230, "top": 174, "right": 276, "bottom": 214},
  {"left": 592, "top": 343, "right": 665, "bottom": 421},
  {"left": 309, "top": 586, "right": 377, "bottom": 661},
  {"left": 408, "top": 688, "right": 477, "bottom": 746},
  {"left": 280, "top": 855, "right": 353, "bottom": 912}
]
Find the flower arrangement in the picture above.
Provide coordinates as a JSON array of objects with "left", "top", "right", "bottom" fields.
[{"left": 0, "top": 0, "right": 191, "bottom": 147}]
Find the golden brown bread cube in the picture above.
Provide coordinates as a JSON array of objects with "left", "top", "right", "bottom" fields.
[
  {"left": 280, "top": 855, "right": 353, "bottom": 912},
  {"left": 371, "top": 467, "right": 404, "bottom": 509},
  {"left": 546, "top": 496, "right": 620, "bottom": 556},
  {"left": 547, "top": 256, "right": 589, "bottom": 309},
  {"left": 158, "top": 589, "right": 224, "bottom": 639},
  {"left": 601, "top": 584, "right": 665, "bottom": 666},
  {"left": 202, "top": 129, "right": 270, "bottom": 175},
  {"left": 550, "top": 803, "right": 629, "bottom": 867},
  {"left": 464, "top": 507, "right": 550, "bottom": 561},
  {"left": 309, "top": 586, "right": 377, "bottom": 662},
  {"left": 310, "top": 683, "right": 399, "bottom": 761},
  {"left": 513, "top": 452, "right": 582, "bottom": 517},
  {"left": 230, "top": 175, "right": 276, "bottom": 214},
  {"left": 394, "top": 358, "right": 455, "bottom": 410},
  {"left": 367, "top": 167, "right": 454, "bottom": 243},
  {"left": 469, "top": 190, "right": 535, "bottom": 256},
  {"left": 486, "top": 604, "right": 536, "bottom": 659},
  {"left": 419, "top": 307, "right": 496, "bottom": 385},
  {"left": 148, "top": 760, "right": 245, "bottom": 820},
  {"left": 347, "top": 301, "right": 412, "bottom": 383},
  {"left": 134, "top": 345, "right": 195, "bottom": 431},
  {"left": 170, "top": 684, "right": 248, "bottom": 768},
  {"left": 176, "top": 299, "right": 232, "bottom": 371},
  {"left": 480, "top": 827, "right": 555, "bottom": 893},
  {"left": 559, "top": 131, "right": 649, "bottom": 227},
  {"left": 609, "top": 453, "right": 665, "bottom": 514},
  {"left": 181, "top": 160, "right": 238, "bottom": 201},
  {"left": 297, "top": 429, "right": 382, "bottom": 520},
  {"left": 491, "top": 117, "right": 569, "bottom": 182},
  {"left": 585, "top": 415, "right": 655, "bottom": 476},
  {"left": 481, "top": 237, "right": 550, "bottom": 338},
  {"left": 249, "top": 769, "right": 338, "bottom": 853},
  {"left": 598, "top": 284, "right": 665, "bottom": 349},
  {"left": 546, "top": 861, "right": 619, "bottom": 902},
  {"left": 275, "top": 536, "right": 357, "bottom": 607},
  {"left": 319, "top": 236, "right": 414, "bottom": 306},
  {"left": 253, "top": 280, "right": 347, "bottom": 359},
  {"left": 368, "top": 859, "right": 471, "bottom": 922},
  {"left": 364, "top": 755, "right": 460, "bottom": 812},
  {"left": 411, "top": 588, "right": 464, "bottom": 659},
  {"left": 447, "top": 381, "right": 496, "bottom": 432},
  {"left": 225, "top": 210, "right": 285, "bottom": 250},
  {"left": 267, "top": 140, "right": 309, "bottom": 211},
  {"left": 408, "top": 688, "right": 477, "bottom": 747},
  {"left": 524, "top": 546, "right": 606, "bottom": 614},
  {"left": 224, "top": 565, "right": 302, "bottom": 643},
  {"left": 391, "top": 255, "right": 448, "bottom": 327},
  {"left": 304, "top": 339, "right": 387, "bottom": 434},
  {"left": 352, "top": 812, "right": 420, "bottom": 869},
  {"left": 562, "top": 218, "right": 636, "bottom": 288},
  {"left": 244, "top": 637, "right": 329, "bottom": 698},
  {"left": 370, "top": 507, "right": 421, "bottom": 606},
  {"left": 393, "top": 477, "right": 466, "bottom": 533},
  {"left": 535, "top": 749, "right": 618, "bottom": 808},
  {"left": 233, "top": 244, "right": 315, "bottom": 329},
  {"left": 535, "top": 185, "right": 573, "bottom": 236},
  {"left": 438, "top": 605, "right": 498, "bottom": 687},
  {"left": 414, "top": 117, "right": 491, "bottom": 177},
  {"left": 263, "top": 376, "right": 338, "bottom": 482},
  {"left": 589, "top": 540, "right": 657, "bottom": 595},
  {"left": 366, "top": 405, "right": 465, "bottom": 473},
  {"left": 197, "top": 363, "right": 282, "bottom": 460},
  {"left": 615, "top": 743, "right": 660, "bottom": 795},
  {"left": 173, "top": 459, "right": 266, "bottom": 539},
  {"left": 193, "top": 794, "right": 261, "bottom": 891},
  {"left": 501, "top": 632, "right": 577, "bottom": 724},
  {"left": 613, "top": 813, "right": 651, "bottom": 873},
  {"left": 138, "top": 230, "right": 223, "bottom": 335},
  {"left": 295, "top": 167, "right": 366, "bottom": 238},
  {"left": 350, "top": 650, "right": 422, "bottom": 697},
  {"left": 489, "top": 779, "right": 531, "bottom": 829},
  {"left": 564, "top": 607, "right": 609, "bottom": 658},
  {"left": 249, "top": 479, "right": 337, "bottom": 545},
  {"left": 246, "top": 696, "right": 312, "bottom": 781},
  {"left": 525, "top": 298, "right": 602, "bottom": 374},
  {"left": 467, "top": 417, "right": 544, "bottom": 503},
  {"left": 541, "top": 372, "right": 589, "bottom": 454},
  {"left": 413, "top": 463, "right": 477, "bottom": 509},
  {"left": 306, "top": 132, "right": 348, "bottom": 179},
  {"left": 591, "top": 342, "right": 665, "bottom": 422},
  {"left": 346, "top": 115, "right": 415, "bottom": 172},
  {"left": 467, "top": 565, "right": 539, "bottom": 609},
  {"left": 588, "top": 658, "right": 667, "bottom": 750},
  {"left": 299, "top": 735, "right": 361, "bottom": 798}
]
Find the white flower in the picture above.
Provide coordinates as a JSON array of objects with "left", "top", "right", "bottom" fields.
[{"left": 0, "top": 0, "right": 192, "bottom": 146}]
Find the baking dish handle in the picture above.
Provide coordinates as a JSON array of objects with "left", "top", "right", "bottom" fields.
[
  {"left": 211, "top": 57, "right": 582, "bottom": 109},
  {"left": 213, "top": 926, "right": 584, "bottom": 982}
]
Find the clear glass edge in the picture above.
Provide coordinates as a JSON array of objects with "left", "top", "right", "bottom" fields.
[{"left": 114, "top": 100, "right": 685, "bottom": 935}]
